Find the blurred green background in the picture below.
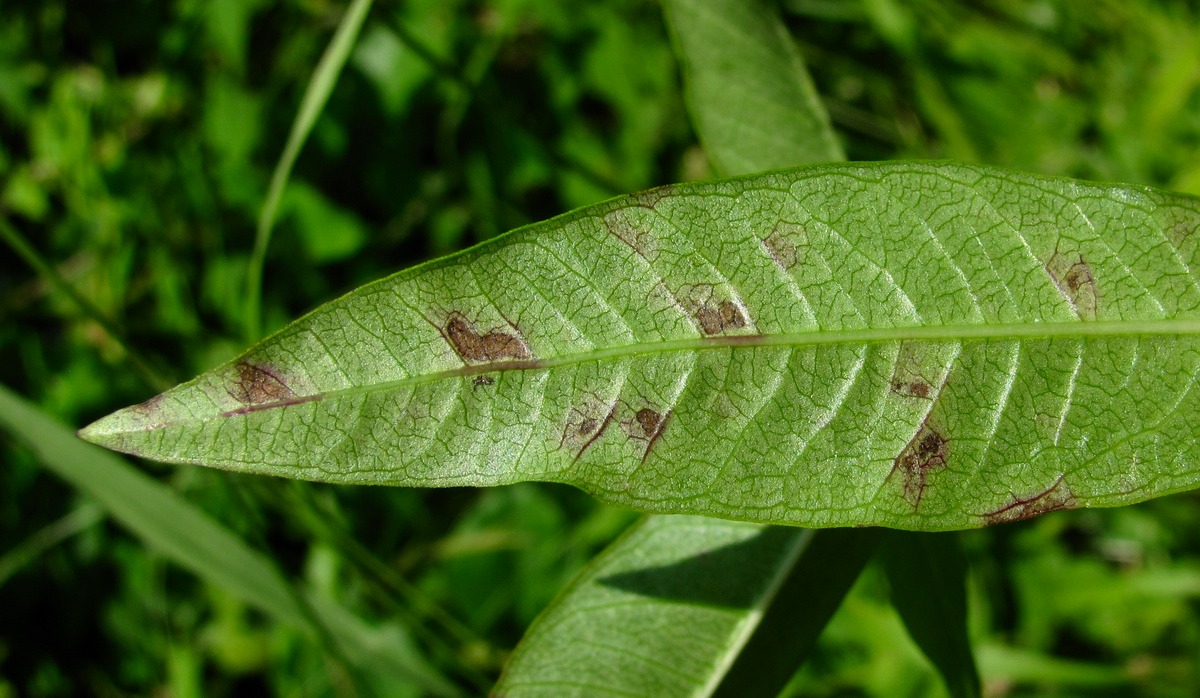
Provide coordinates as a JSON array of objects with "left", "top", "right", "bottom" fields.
[{"left": 4, "top": 0, "right": 1200, "bottom": 695}]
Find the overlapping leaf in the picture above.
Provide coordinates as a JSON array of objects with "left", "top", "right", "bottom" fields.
[{"left": 82, "top": 162, "right": 1200, "bottom": 531}]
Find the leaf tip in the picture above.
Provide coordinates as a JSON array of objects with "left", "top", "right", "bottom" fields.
[{"left": 76, "top": 394, "right": 169, "bottom": 454}]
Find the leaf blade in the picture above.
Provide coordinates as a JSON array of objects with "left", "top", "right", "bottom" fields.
[
  {"left": 0, "top": 385, "right": 458, "bottom": 696},
  {"left": 663, "top": 0, "right": 844, "bottom": 173},
  {"left": 711, "top": 528, "right": 882, "bottom": 697},
  {"left": 81, "top": 162, "right": 1200, "bottom": 531},
  {"left": 883, "top": 531, "right": 981, "bottom": 698},
  {"left": 493, "top": 515, "right": 810, "bottom": 697}
]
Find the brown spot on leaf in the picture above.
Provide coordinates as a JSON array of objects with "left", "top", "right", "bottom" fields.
[
  {"left": 561, "top": 400, "right": 618, "bottom": 464},
  {"left": 982, "top": 475, "right": 1076, "bottom": 525},
  {"left": 682, "top": 284, "right": 751, "bottom": 336},
  {"left": 1045, "top": 249, "right": 1097, "bottom": 320},
  {"left": 695, "top": 300, "right": 747, "bottom": 335},
  {"left": 762, "top": 228, "right": 798, "bottom": 270},
  {"left": 624, "top": 406, "right": 672, "bottom": 462},
  {"left": 227, "top": 361, "right": 296, "bottom": 405},
  {"left": 888, "top": 341, "right": 955, "bottom": 402},
  {"left": 888, "top": 342, "right": 939, "bottom": 399},
  {"left": 890, "top": 423, "right": 949, "bottom": 508},
  {"left": 891, "top": 379, "right": 932, "bottom": 398},
  {"left": 472, "top": 374, "right": 494, "bottom": 387},
  {"left": 635, "top": 408, "right": 662, "bottom": 436},
  {"left": 444, "top": 313, "right": 531, "bottom": 363}
]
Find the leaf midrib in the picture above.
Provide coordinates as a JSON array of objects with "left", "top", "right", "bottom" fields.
[{"left": 117, "top": 316, "right": 1200, "bottom": 432}]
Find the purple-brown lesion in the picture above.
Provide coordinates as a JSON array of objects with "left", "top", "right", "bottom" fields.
[
  {"left": 680, "top": 284, "right": 754, "bottom": 337},
  {"left": 981, "top": 475, "right": 1076, "bottom": 525},
  {"left": 441, "top": 312, "right": 532, "bottom": 364},
  {"left": 694, "top": 299, "right": 748, "bottom": 335},
  {"left": 219, "top": 360, "right": 321, "bottom": 417},
  {"left": 890, "top": 378, "right": 933, "bottom": 399},
  {"left": 888, "top": 421, "right": 949, "bottom": 509},
  {"left": 227, "top": 361, "right": 297, "bottom": 405},
  {"left": 624, "top": 406, "right": 673, "bottom": 463},
  {"left": 888, "top": 341, "right": 952, "bottom": 401}
]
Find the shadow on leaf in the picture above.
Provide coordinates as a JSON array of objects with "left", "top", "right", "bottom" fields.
[{"left": 597, "top": 525, "right": 800, "bottom": 609}]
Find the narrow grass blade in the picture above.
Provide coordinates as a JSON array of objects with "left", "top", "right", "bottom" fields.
[
  {"left": 0, "top": 384, "right": 458, "bottom": 696},
  {"left": 0, "top": 503, "right": 103, "bottom": 589},
  {"left": 245, "top": 0, "right": 375, "bottom": 340},
  {"left": 0, "top": 215, "right": 169, "bottom": 391}
]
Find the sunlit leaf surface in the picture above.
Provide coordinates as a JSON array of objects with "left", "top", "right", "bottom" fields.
[{"left": 82, "top": 162, "right": 1200, "bottom": 531}]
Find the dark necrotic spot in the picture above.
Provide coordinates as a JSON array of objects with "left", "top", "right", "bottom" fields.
[
  {"left": 695, "top": 300, "right": 747, "bottom": 336},
  {"left": 635, "top": 408, "right": 662, "bottom": 437},
  {"left": 1045, "top": 249, "right": 1097, "bottom": 320},
  {"left": 472, "top": 374, "right": 494, "bottom": 387},
  {"left": 630, "top": 407, "right": 672, "bottom": 462},
  {"left": 890, "top": 423, "right": 948, "bottom": 508},
  {"left": 890, "top": 379, "right": 932, "bottom": 398},
  {"left": 227, "top": 361, "right": 296, "bottom": 405},
  {"left": 982, "top": 476, "right": 1076, "bottom": 525},
  {"left": 444, "top": 313, "right": 531, "bottom": 363},
  {"left": 888, "top": 341, "right": 944, "bottom": 401}
]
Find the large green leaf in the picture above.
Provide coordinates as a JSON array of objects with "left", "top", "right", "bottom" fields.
[
  {"left": 497, "top": 5, "right": 869, "bottom": 695},
  {"left": 81, "top": 162, "right": 1200, "bottom": 531},
  {"left": 494, "top": 515, "right": 813, "bottom": 696}
]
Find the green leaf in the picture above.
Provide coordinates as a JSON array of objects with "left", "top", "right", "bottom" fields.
[
  {"left": 0, "top": 384, "right": 459, "bottom": 697},
  {"left": 663, "top": 0, "right": 844, "bottom": 174},
  {"left": 883, "top": 531, "right": 980, "bottom": 698},
  {"left": 711, "top": 527, "right": 881, "bottom": 696},
  {"left": 493, "top": 515, "right": 810, "bottom": 696},
  {"left": 500, "top": 7, "right": 867, "bottom": 695},
  {"left": 81, "top": 161, "right": 1200, "bottom": 531}
]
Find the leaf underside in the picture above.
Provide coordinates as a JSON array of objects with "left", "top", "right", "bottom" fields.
[{"left": 81, "top": 162, "right": 1200, "bottom": 531}]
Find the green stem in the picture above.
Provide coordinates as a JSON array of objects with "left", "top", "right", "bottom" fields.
[{"left": 245, "top": 0, "right": 376, "bottom": 342}]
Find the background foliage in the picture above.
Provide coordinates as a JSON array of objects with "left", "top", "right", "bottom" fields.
[{"left": 4, "top": 0, "right": 1200, "bottom": 695}]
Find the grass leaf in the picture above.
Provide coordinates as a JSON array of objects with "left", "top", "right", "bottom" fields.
[
  {"left": 245, "top": 0, "right": 375, "bottom": 340},
  {"left": 0, "top": 384, "right": 458, "bottom": 696}
]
